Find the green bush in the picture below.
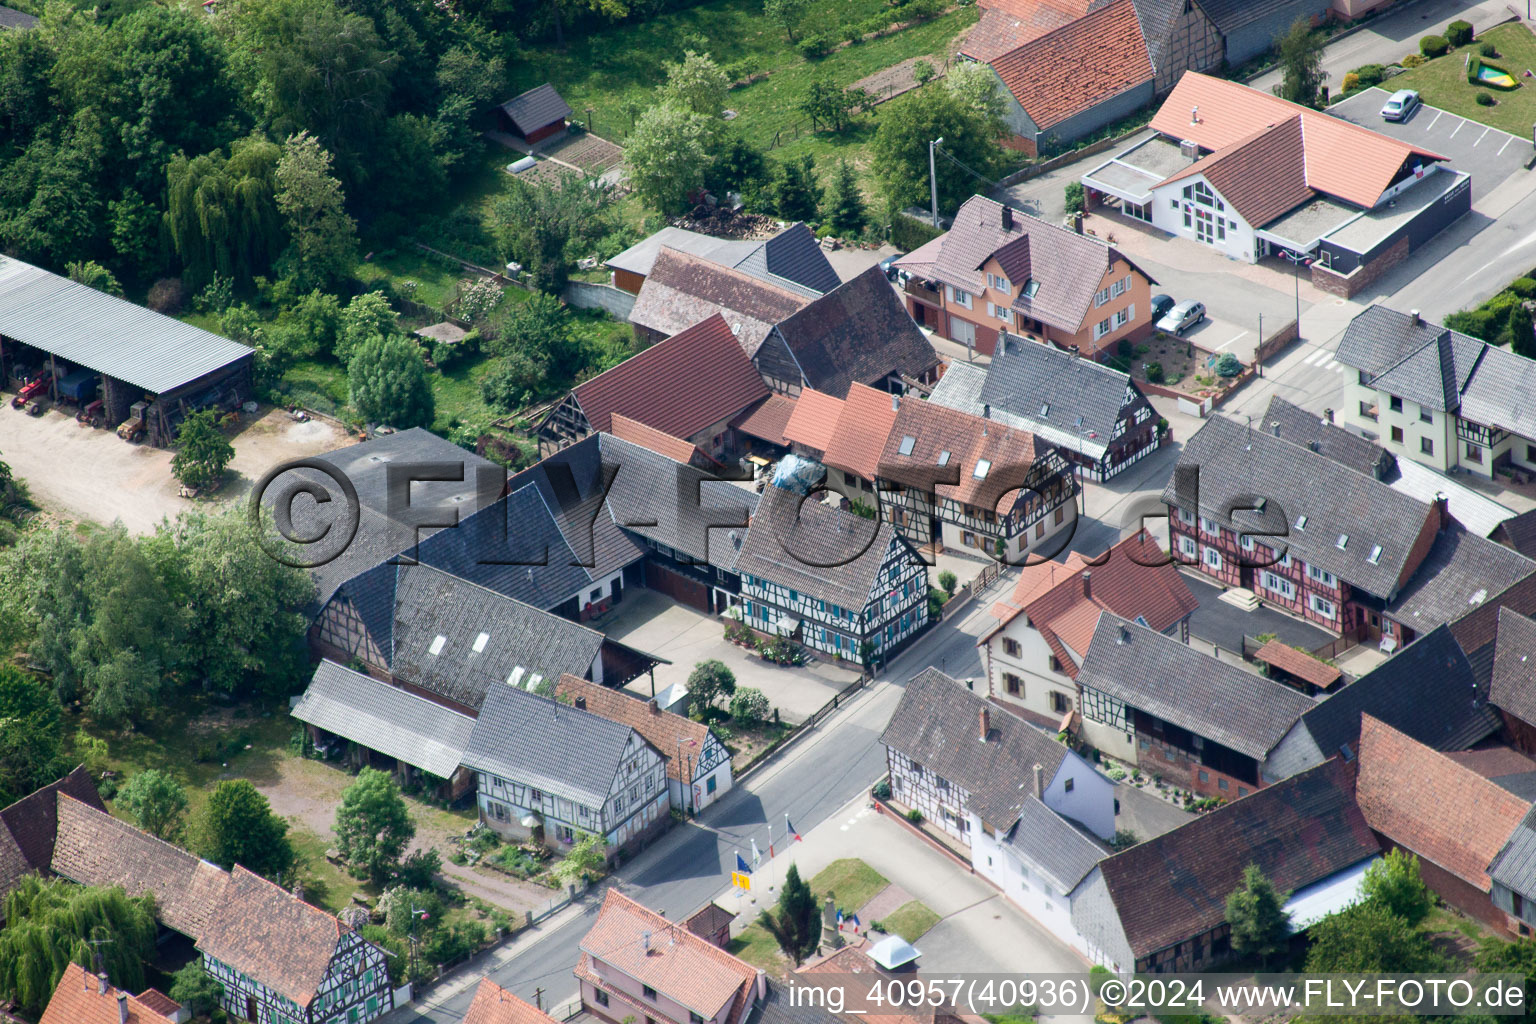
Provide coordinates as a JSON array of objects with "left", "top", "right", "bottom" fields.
[
  {"left": 1480, "top": 41, "right": 1498, "bottom": 58},
  {"left": 797, "top": 34, "right": 834, "bottom": 58},
  {"left": 1352, "top": 63, "right": 1386, "bottom": 87},
  {"left": 1477, "top": 90, "right": 1496, "bottom": 106},
  {"left": 873, "top": 780, "right": 892, "bottom": 800},
  {"left": 889, "top": 213, "right": 943, "bottom": 251},
  {"left": 1510, "top": 278, "right": 1536, "bottom": 299},
  {"left": 1420, "top": 34, "right": 1449, "bottom": 57},
  {"left": 1064, "top": 181, "right": 1086, "bottom": 216},
  {"left": 905, "top": 808, "right": 922, "bottom": 823},
  {"left": 1401, "top": 53, "right": 1425, "bottom": 68},
  {"left": 1145, "top": 362, "right": 1165, "bottom": 383},
  {"left": 1446, "top": 19, "right": 1473, "bottom": 47},
  {"left": 1214, "top": 352, "right": 1242, "bottom": 377}
]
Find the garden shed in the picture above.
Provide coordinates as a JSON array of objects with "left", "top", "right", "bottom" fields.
[{"left": 496, "top": 83, "right": 572, "bottom": 143}]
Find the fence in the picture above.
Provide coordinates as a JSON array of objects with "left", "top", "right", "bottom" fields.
[
  {"left": 735, "top": 674, "right": 869, "bottom": 784},
  {"left": 562, "top": 280, "right": 636, "bottom": 319},
  {"left": 1241, "top": 630, "right": 1359, "bottom": 665}
]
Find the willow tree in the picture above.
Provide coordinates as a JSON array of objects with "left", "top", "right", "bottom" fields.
[
  {"left": 165, "top": 133, "right": 286, "bottom": 288},
  {"left": 0, "top": 877, "right": 158, "bottom": 1015}
]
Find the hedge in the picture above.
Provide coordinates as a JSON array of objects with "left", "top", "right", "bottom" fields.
[
  {"left": 1446, "top": 19, "right": 1473, "bottom": 47},
  {"left": 1352, "top": 63, "right": 1386, "bottom": 87},
  {"left": 1420, "top": 34, "right": 1449, "bottom": 57},
  {"left": 889, "top": 213, "right": 943, "bottom": 252}
]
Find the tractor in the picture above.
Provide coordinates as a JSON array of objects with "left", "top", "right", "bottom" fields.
[{"left": 116, "top": 401, "right": 148, "bottom": 442}]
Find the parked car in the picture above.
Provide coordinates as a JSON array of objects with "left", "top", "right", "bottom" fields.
[
  {"left": 1150, "top": 294, "right": 1175, "bottom": 321},
  {"left": 1156, "top": 300, "right": 1206, "bottom": 336},
  {"left": 880, "top": 252, "right": 906, "bottom": 281},
  {"left": 1380, "top": 89, "right": 1420, "bottom": 122}
]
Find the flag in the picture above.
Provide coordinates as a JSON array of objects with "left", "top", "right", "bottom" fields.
[
  {"left": 787, "top": 817, "right": 802, "bottom": 842},
  {"left": 750, "top": 838, "right": 761, "bottom": 868},
  {"left": 850, "top": 913, "right": 860, "bottom": 930},
  {"left": 736, "top": 852, "right": 753, "bottom": 875},
  {"left": 836, "top": 908, "right": 844, "bottom": 927}
]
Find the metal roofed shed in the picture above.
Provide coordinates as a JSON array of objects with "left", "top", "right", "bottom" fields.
[
  {"left": 496, "top": 83, "right": 572, "bottom": 143},
  {"left": 0, "top": 256, "right": 253, "bottom": 445}
]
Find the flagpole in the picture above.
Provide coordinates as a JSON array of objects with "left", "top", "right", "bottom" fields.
[{"left": 767, "top": 819, "right": 775, "bottom": 892}]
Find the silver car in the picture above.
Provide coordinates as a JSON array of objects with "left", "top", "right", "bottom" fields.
[
  {"left": 1156, "top": 300, "right": 1206, "bottom": 336},
  {"left": 1380, "top": 89, "right": 1420, "bottom": 122}
]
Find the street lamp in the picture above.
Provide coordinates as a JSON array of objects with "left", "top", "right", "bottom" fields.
[{"left": 929, "top": 137, "right": 945, "bottom": 228}]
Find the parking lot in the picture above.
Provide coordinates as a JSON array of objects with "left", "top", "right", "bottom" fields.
[{"left": 1330, "top": 88, "right": 1530, "bottom": 201}]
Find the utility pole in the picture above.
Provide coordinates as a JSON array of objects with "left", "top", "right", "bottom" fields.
[
  {"left": 929, "top": 137, "right": 944, "bottom": 228},
  {"left": 534, "top": 987, "right": 545, "bottom": 1011}
]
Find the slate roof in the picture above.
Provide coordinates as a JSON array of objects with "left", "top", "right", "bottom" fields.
[
  {"left": 1260, "top": 396, "right": 1394, "bottom": 480},
  {"left": 1267, "top": 624, "right": 1500, "bottom": 779},
  {"left": 731, "top": 393, "right": 798, "bottom": 446},
  {"left": 1150, "top": 74, "right": 1446, "bottom": 209},
  {"left": 1008, "top": 795, "right": 1105, "bottom": 890},
  {"left": 1253, "top": 640, "right": 1341, "bottom": 690},
  {"left": 1098, "top": 758, "right": 1377, "bottom": 959},
  {"left": 973, "top": 335, "right": 1145, "bottom": 459},
  {"left": 880, "top": 667, "right": 1071, "bottom": 828},
  {"left": 0, "top": 5, "right": 37, "bottom": 28},
  {"left": 735, "top": 483, "right": 914, "bottom": 613},
  {"left": 879, "top": 392, "right": 1047, "bottom": 508},
  {"left": 1162, "top": 117, "right": 1316, "bottom": 229},
  {"left": 466, "top": 979, "right": 562, "bottom": 1024},
  {"left": 630, "top": 248, "right": 812, "bottom": 354},
  {"left": 1490, "top": 805, "right": 1536, "bottom": 899},
  {"left": 1356, "top": 715, "right": 1530, "bottom": 891},
  {"left": 555, "top": 675, "right": 714, "bottom": 785},
  {"left": 1461, "top": 342, "right": 1536, "bottom": 442},
  {"left": 1387, "top": 523, "right": 1536, "bottom": 633},
  {"left": 578, "top": 889, "right": 760, "bottom": 1024},
  {"left": 0, "top": 765, "right": 104, "bottom": 903},
  {"left": 293, "top": 659, "right": 476, "bottom": 777},
  {"left": 1128, "top": 0, "right": 1184, "bottom": 72},
  {"left": 606, "top": 223, "right": 838, "bottom": 297},
  {"left": 766, "top": 265, "right": 938, "bottom": 398},
  {"left": 498, "top": 83, "right": 572, "bottom": 134},
  {"left": 823, "top": 383, "right": 900, "bottom": 481},
  {"left": 571, "top": 313, "right": 769, "bottom": 438},
  {"left": 599, "top": 433, "right": 757, "bottom": 569},
  {"left": 506, "top": 433, "right": 648, "bottom": 579},
  {"left": 1166, "top": 411, "right": 1434, "bottom": 600},
  {"left": 896, "top": 197, "right": 1154, "bottom": 337},
  {"left": 990, "top": 0, "right": 1154, "bottom": 131},
  {"left": 1077, "top": 613, "right": 1313, "bottom": 760},
  {"left": 40, "top": 964, "right": 176, "bottom": 1024},
  {"left": 196, "top": 866, "right": 351, "bottom": 1007},
  {"left": 1492, "top": 607, "right": 1536, "bottom": 727},
  {"left": 961, "top": 0, "right": 1096, "bottom": 62},
  {"left": 463, "top": 683, "right": 644, "bottom": 809}
]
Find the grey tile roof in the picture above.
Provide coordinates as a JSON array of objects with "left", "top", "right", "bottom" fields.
[
  {"left": 1269, "top": 624, "right": 1500, "bottom": 778},
  {"left": 975, "top": 336, "right": 1143, "bottom": 459},
  {"left": 1077, "top": 613, "right": 1313, "bottom": 760},
  {"left": 880, "top": 667, "right": 1070, "bottom": 829},
  {"left": 1388, "top": 525, "right": 1536, "bottom": 632},
  {"left": 293, "top": 659, "right": 476, "bottom": 778},
  {"left": 1460, "top": 343, "right": 1536, "bottom": 441},
  {"left": 388, "top": 564, "right": 604, "bottom": 710},
  {"left": 926, "top": 358, "right": 988, "bottom": 413},
  {"left": 1261, "top": 395, "right": 1393, "bottom": 479},
  {"left": 1336, "top": 305, "right": 1489, "bottom": 415},
  {"left": 1495, "top": 509, "right": 1536, "bottom": 558},
  {"left": 0, "top": 255, "right": 251, "bottom": 395},
  {"left": 1130, "top": 0, "right": 1183, "bottom": 71},
  {"left": 462, "top": 683, "right": 641, "bottom": 810},
  {"left": 606, "top": 223, "right": 838, "bottom": 298},
  {"left": 606, "top": 228, "right": 760, "bottom": 278},
  {"left": 0, "top": 5, "right": 37, "bottom": 28},
  {"left": 1194, "top": 0, "right": 1323, "bottom": 33},
  {"left": 1165, "top": 412, "right": 1433, "bottom": 600},
  {"left": 735, "top": 482, "right": 916, "bottom": 613},
  {"left": 508, "top": 435, "right": 647, "bottom": 578},
  {"left": 1335, "top": 305, "right": 1467, "bottom": 377},
  {"left": 499, "top": 83, "right": 572, "bottom": 133},
  {"left": 1489, "top": 805, "right": 1536, "bottom": 898},
  {"left": 1492, "top": 607, "right": 1536, "bottom": 728},
  {"left": 598, "top": 434, "right": 757, "bottom": 569},
  {"left": 1369, "top": 330, "right": 1483, "bottom": 413},
  {"left": 767, "top": 265, "right": 939, "bottom": 398},
  {"left": 1007, "top": 796, "right": 1105, "bottom": 891},
  {"left": 630, "top": 248, "right": 812, "bottom": 354}
]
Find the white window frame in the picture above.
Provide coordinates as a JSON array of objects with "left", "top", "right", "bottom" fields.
[
  {"left": 1199, "top": 515, "right": 1219, "bottom": 535},
  {"left": 950, "top": 286, "right": 973, "bottom": 309},
  {"left": 1306, "top": 564, "right": 1337, "bottom": 587},
  {"left": 1094, "top": 287, "right": 1111, "bottom": 307},
  {"left": 1178, "top": 535, "right": 1197, "bottom": 558},
  {"left": 1308, "top": 594, "right": 1337, "bottom": 619},
  {"left": 1203, "top": 546, "right": 1223, "bottom": 570},
  {"left": 988, "top": 273, "right": 1012, "bottom": 293},
  {"left": 1094, "top": 317, "right": 1112, "bottom": 339},
  {"left": 1260, "top": 570, "right": 1295, "bottom": 600},
  {"left": 1115, "top": 307, "right": 1130, "bottom": 328},
  {"left": 1178, "top": 508, "right": 1196, "bottom": 526}
]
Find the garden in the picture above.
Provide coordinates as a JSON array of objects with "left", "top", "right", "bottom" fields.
[
  {"left": 1109, "top": 335, "right": 1245, "bottom": 400},
  {"left": 1361, "top": 20, "right": 1536, "bottom": 134}
]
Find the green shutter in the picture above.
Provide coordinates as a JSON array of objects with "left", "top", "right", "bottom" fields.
[{"left": 367, "top": 995, "right": 379, "bottom": 1014}]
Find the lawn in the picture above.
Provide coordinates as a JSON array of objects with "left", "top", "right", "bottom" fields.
[
  {"left": 1388, "top": 22, "right": 1536, "bottom": 135},
  {"left": 727, "top": 920, "right": 787, "bottom": 973},
  {"left": 810, "top": 858, "right": 889, "bottom": 912},
  {"left": 880, "top": 899, "right": 939, "bottom": 943}
]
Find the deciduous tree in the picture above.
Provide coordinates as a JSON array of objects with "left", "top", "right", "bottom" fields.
[
  {"left": 165, "top": 134, "right": 286, "bottom": 288},
  {"left": 1305, "top": 900, "right": 1443, "bottom": 973},
  {"left": 65, "top": 261, "right": 124, "bottom": 297},
  {"left": 870, "top": 87, "right": 1003, "bottom": 215},
  {"left": 763, "top": 0, "right": 810, "bottom": 41},
  {"left": 0, "top": 667, "right": 65, "bottom": 808},
  {"left": 171, "top": 409, "right": 234, "bottom": 492},
  {"left": 195, "top": 779, "right": 294, "bottom": 879},
  {"left": 117, "top": 769, "right": 190, "bottom": 841},
  {"left": 1360, "top": 848, "right": 1434, "bottom": 926},
  {"left": 334, "top": 767, "right": 416, "bottom": 885},
  {"left": 1273, "top": 15, "right": 1326, "bottom": 108},
  {"left": 348, "top": 333, "right": 435, "bottom": 429},
  {"left": 663, "top": 51, "right": 729, "bottom": 118},
  {"left": 274, "top": 130, "right": 358, "bottom": 291},
  {"left": 687, "top": 659, "right": 737, "bottom": 716},
  {"left": 625, "top": 103, "right": 718, "bottom": 215}
]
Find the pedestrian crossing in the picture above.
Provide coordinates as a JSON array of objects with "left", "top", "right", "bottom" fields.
[{"left": 1300, "top": 348, "right": 1341, "bottom": 372}]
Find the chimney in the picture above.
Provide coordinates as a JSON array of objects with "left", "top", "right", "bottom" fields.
[
  {"left": 575, "top": 695, "right": 587, "bottom": 711},
  {"left": 891, "top": 392, "right": 899, "bottom": 411},
  {"left": 97, "top": 974, "right": 108, "bottom": 996},
  {"left": 1081, "top": 570, "right": 1091, "bottom": 599},
  {"left": 1324, "top": 407, "right": 1335, "bottom": 423},
  {"left": 1033, "top": 763, "right": 1044, "bottom": 799},
  {"left": 1072, "top": 211, "right": 1084, "bottom": 235},
  {"left": 1069, "top": 344, "right": 1080, "bottom": 360},
  {"left": 1190, "top": 105, "right": 1199, "bottom": 124},
  {"left": 1001, "top": 205, "right": 1014, "bottom": 231},
  {"left": 1117, "top": 625, "right": 1128, "bottom": 645},
  {"left": 1410, "top": 309, "right": 1422, "bottom": 325},
  {"left": 643, "top": 930, "right": 652, "bottom": 951},
  {"left": 1271, "top": 421, "right": 1280, "bottom": 437},
  {"left": 1434, "top": 491, "right": 1450, "bottom": 530},
  {"left": 117, "top": 992, "right": 128, "bottom": 1024},
  {"left": 979, "top": 707, "right": 990, "bottom": 741},
  {"left": 982, "top": 402, "right": 990, "bottom": 419},
  {"left": 646, "top": 698, "right": 658, "bottom": 714}
]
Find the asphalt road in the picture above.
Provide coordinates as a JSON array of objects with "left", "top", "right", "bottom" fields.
[{"left": 388, "top": 588, "right": 999, "bottom": 1023}]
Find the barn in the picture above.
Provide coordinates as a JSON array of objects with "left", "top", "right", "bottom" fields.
[
  {"left": 496, "top": 83, "right": 572, "bottom": 143},
  {"left": 0, "top": 255, "right": 254, "bottom": 446}
]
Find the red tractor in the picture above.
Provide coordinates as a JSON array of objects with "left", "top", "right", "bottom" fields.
[
  {"left": 77, "top": 399, "right": 105, "bottom": 428},
  {"left": 11, "top": 371, "right": 51, "bottom": 409}
]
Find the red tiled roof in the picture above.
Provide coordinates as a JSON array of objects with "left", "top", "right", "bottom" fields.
[
  {"left": 730, "top": 393, "right": 797, "bottom": 446},
  {"left": 1161, "top": 117, "right": 1317, "bottom": 229},
  {"left": 961, "top": 0, "right": 1087, "bottom": 62},
  {"left": 822, "top": 383, "right": 899, "bottom": 481},
  {"left": 573, "top": 313, "right": 769, "bottom": 439},
  {"left": 783, "top": 387, "right": 846, "bottom": 453},
  {"left": 0, "top": 765, "right": 104, "bottom": 904},
  {"left": 684, "top": 902, "right": 736, "bottom": 942},
  {"left": 630, "top": 248, "right": 812, "bottom": 354},
  {"left": 609, "top": 413, "right": 705, "bottom": 466},
  {"left": 1445, "top": 745, "right": 1536, "bottom": 780},
  {"left": 990, "top": 0, "right": 1153, "bottom": 131},
  {"left": 577, "top": 889, "right": 758, "bottom": 1024},
  {"left": 1150, "top": 73, "right": 1448, "bottom": 209},
  {"left": 1254, "top": 639, "right": 1342, "bottom": 690},
  {"left": 466, "top": 979, "right": 562, "bottom": 1024},
  {"left": 134, "top": 990, "right": 181, "bottom": 1017},
  {"left": 555, "top": 675, "right": 713, "bottom": 785},
  {"left": 877, "top": 395, "right": 1042, "bottom": 507},
  {"left": 195, "top": 866, "right": 349, "bottom": 1006},
  {"left": 40, "top": 965, "right": 177, "bottom": 1024},
  {"left": 1356, "top": 715, "right": 1531, "bottom": 891}
]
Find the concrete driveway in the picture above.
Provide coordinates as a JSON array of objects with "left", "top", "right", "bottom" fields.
[
  {"left": 1330, "top": 88, "right": 1530, "bottom": 201},
  {"left": 598, "top": 588, "right": 860, "bottom": 722}
]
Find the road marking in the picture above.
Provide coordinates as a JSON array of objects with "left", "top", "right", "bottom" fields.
[
  {"left": 1426, "top": 110, "right": 1443, "bottom": 131},
  {"left": 1449, "top": 118, "right": 1466, "bottom": 138},
  {"left": 1500, "top": 135, "right": 1515, "bottom": 155},
  {"left": 1303, "top": 349, "right": 1327, "bottom": 366},
  {"left": 1475, "top": 127, "right": 1491, "bottom": 147},
  {"left": 1325, "top": 359, "right": 1339, "bottom": 371},
  {"left": 1214, "top": 332, "right": 1247, "bottom": 351}
]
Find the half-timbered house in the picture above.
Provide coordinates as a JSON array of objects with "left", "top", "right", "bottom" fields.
[
  {"left": 735, "top": 482, "right": 929, "bottom": 662},
  {"left": 40, "top": 965, "right": 179, "bottom": 1024},
  {"left": 462, "top": 683, "right": 670, "bottom": 853},
  {"left": 928, "top": 336, "right": 1161, "bottom": 480}
]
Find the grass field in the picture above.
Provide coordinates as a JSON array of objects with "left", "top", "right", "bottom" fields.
[
  {"left": 1389, "top": 22, "right": 1536, "bottom": 135},
  {"left": 727, "top": 919, "right": 786, "bottom": 973},
  {"left": 810, "top": 858, "right": 889, "bottom": 912},
  {"left": 880, "top": 899, "right": 939, "bottom": 942}
]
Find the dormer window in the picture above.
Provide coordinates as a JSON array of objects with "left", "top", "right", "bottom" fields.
[{"left": 1023, "top": 279, "right": 1040, "bottom": 298}]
